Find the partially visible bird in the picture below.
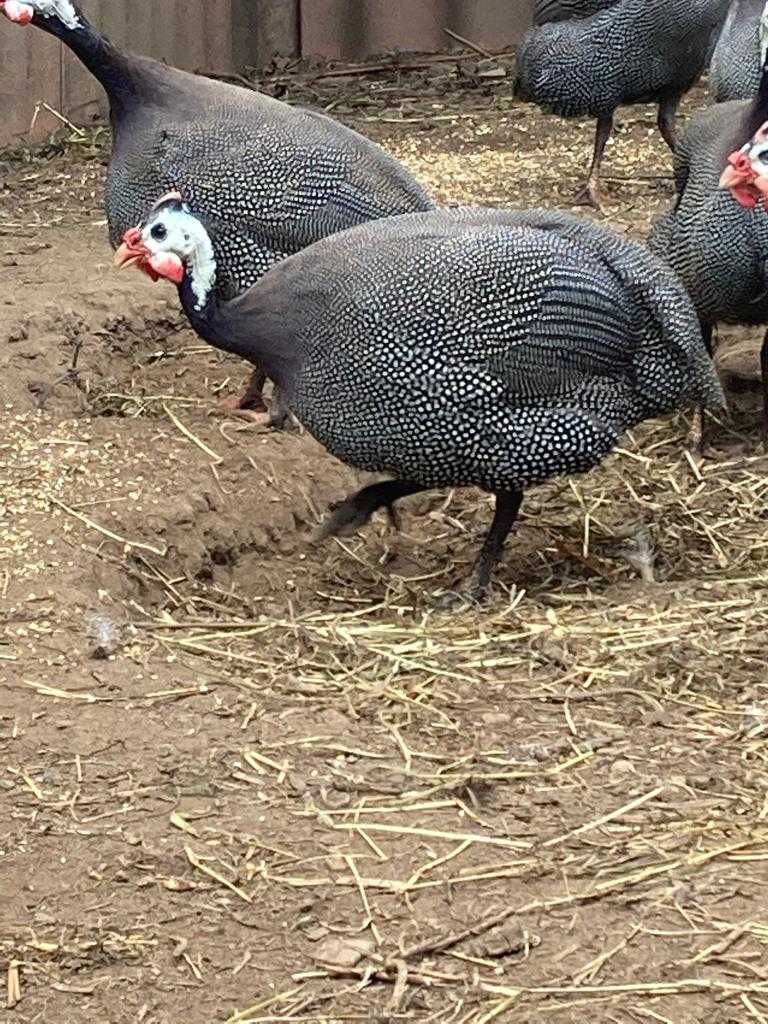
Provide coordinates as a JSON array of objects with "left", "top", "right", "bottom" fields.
[
  {"left": 0, "top": 0, "right": 433, "bottom": 422},
  {"left": 115, "top": 199, "right": 723, "bottom": 601},
  {"left": 649, "top": 49, "right": 768, "bottom": 444},
  {"left": 516, "top": 0, "right": 730, "bottom": 208},
  {"left": 534, "top": 0, "right": 618, "bottom": 25},
  {"left": 710, "top": 0, "right": 768, "bottom": 102}
]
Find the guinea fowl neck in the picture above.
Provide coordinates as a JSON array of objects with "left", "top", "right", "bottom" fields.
[
  {"left": 37, "top": 5, "right": 141, "bottom": 116},
  {"left": 176, "top": 255, "right": 296, "bottom": 391}
]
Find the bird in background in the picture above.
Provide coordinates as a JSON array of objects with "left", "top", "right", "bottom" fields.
[
  {"left": 649, "top": 37, "right": 768, "bottom": 447},
  {"left": 709, "top": 0, "right": 768, "bottom": 102},
  {"left": 516, "top": 0, "right": 730, "bottom": 209}
]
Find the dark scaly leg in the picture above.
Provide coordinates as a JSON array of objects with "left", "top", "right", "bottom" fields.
[
  {"left": 689, "top": 322, "right": 713, "bottom": 456},
  {"left": 574, "top": 114, "right": 614, "bottom": 211},
  {"left": 438, "top": 489, "right": 524, "bottom": 609},
  {"left": 657, "top": 94, "right": 680, "bottom": 153},
  {"left": 318, "top": 480, "right": 427, "bottom": 539},
  {"left": 466, "top": 490, "right": 524, "bottom": 598},
  {"left": 761, "top": 327, "right": 768, "bottom": 447}
]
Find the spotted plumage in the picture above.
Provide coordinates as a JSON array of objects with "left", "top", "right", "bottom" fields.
[
  {"left": 648, "top": 57, "right": 768, "bottom": 439},
  {"left": 516, "top": 0, "right": 730, "bottom": 206},
  {"left": 119, "top": 202, "right": 723, "bottom": 598},
  {"left": 2, "top": 0, "right": 433, "bottom": 412},
  {"left": 709, "top": 0, "right": 768, "bottom": 102},
  {"left": 534, "top": 0, "right": 619, "bottom": 25}
]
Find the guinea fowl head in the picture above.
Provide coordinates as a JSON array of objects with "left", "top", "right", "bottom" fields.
[
  {"left": 719, "top": 121, "right": 768, "bottom": 209},
  {"left": 0, "top": 0, "right": 82, "bottom": 31},
  {"left": 115, "top": 193, "right": 218, "bottom": 310}
]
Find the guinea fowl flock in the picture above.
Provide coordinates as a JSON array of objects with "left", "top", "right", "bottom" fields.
[{"left": 3, "top": 0, "right": 768, "bottom": 601}]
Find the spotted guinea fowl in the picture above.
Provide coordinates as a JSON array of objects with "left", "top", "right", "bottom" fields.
[
  {"left": 534, "top": 0, "right": 617, "bottom": 25},
  {"left": 0, "top": 0, "right": 434, "bottom": 422},
  {"left": 649, "top": 47, "right": 768, "bottom": 444},
  {"left": 115, "top": 198, "right": 723, "bottom": 601},
  {"left": 710, "top": 0, "right": 768, "bottom": 102},
  {"left": 516, "top": 0, "right": 730, "bottom": 208}
]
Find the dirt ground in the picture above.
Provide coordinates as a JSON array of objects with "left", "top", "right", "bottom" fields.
[{"left": 2, "top": 57, "right": 768, "bottom": 1024}]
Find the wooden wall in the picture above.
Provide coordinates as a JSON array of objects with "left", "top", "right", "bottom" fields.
[{"left": 0, "top": 0, "right": 534, "bottom": 146}]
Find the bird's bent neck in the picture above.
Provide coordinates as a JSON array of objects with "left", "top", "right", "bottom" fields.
[
  {"left": 177, "top": 241, "right": 299, "bottom": 390},
  {"left": 35, "top": 4, "right": 141, "bottom": 115}
]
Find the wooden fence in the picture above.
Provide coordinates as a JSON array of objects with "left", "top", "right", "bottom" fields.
[{"left": 0, "top": 0, "right": 534, "bottom": 146}]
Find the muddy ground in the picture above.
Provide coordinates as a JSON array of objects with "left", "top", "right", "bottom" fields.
[{"left": 2, "top": 60, "right": 768, "bottom": 1024}]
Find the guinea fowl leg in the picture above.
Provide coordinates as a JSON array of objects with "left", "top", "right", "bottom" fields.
[
  {"left": 218, "top": 366, "right": 270, "bottom": 425},
  {"left": 574, "top": 114, "right": 613, "bottom": 211},
  {"left": 761, "top": 328, "right": 768, "bottom": 447},
  {"left": 438, "top": 489, "right": 524, "bottom": 609},
  {"left": 656, "top": 95, "right": 680, "bottom": 153},
  {"left": 689, "top": 322, "right": 713, "bottom": 455},
  {"left": 318, "top": 480, "right": 426, "bottom": 539}
]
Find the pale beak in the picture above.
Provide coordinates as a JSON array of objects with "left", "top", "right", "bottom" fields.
[
  {"left": 114, "top": 228, "right": 161, "bottom": 281},
  {"left": 1, "top": 1, "right": 35, "bottom": 25},
  {"left": 719, "top": 164, "right": 747, "bottom": 190},
  {"left": 719, "top": 150, "right": 753, "bottom": 190}
]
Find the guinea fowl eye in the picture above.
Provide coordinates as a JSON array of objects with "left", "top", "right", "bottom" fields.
[
  {"left": 151, "top": 223, "right": 167, "bottom": 241},
  {"left": 759, "top": 151, "right": 768, "bottom": 165}
]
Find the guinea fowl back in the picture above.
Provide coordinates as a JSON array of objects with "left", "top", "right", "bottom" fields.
[
  {"left": 215, "top": 208, "right": 725, "bottom": 460},
  {"left": 533, "top": 0, "right": 618, "bottom": 24},
  {"left": 107, "top": 64, "right": 434, "bottom": 295}
]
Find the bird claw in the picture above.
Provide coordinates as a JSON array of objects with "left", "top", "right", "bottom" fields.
[
  {"left": 316, "top": 499, "right": 402, "bottom": 542},
  {"left": 316, "top": 501, "right": 375, "bottom": 541},
  {"left": 432, "top": 588, "right": 485, "bottom": 613},
  {"left": 573, "top": 180, "right": 604, "bottom": 212}
]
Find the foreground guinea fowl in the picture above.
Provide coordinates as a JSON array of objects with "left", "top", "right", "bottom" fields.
[
  {"left": 516, "top": 0, "right": 730, "bottom": 208},
  {"left": 115, "top": 197, "right": 723, "bottom": 600},
  {"left": 649, "top": 48, "right": 768, "bottom": 444},
  {"left": 709, "top": 0, "right": 768, "bottom": 102},
  {"left": 0, "top": 0, "right": 433, "bottom": 422}
]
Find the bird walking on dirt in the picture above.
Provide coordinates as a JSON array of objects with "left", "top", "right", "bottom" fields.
[
  {"left": 115, "top": 199, "right": 723, "bottom": 603},
  {"left": 516, "top": 0, "right": 730, "bottom": 208},
  {"left": 0, "top": 0, "right": 433, "bottom": 424}
]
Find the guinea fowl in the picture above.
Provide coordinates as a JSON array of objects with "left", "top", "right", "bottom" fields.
[
  {"left": 0, "top": 0, "right": 434, "bottom": 423},
  {"left": 709, "top": 0, "right": 768, "bottom": 102},
  {"left": 516, "top": 0, "right": 730, "bottom": 208},
  {"left": 649, "top": 48, "right": 768, "bottom": 444},
  {"left": 534, "top": 0, "right": 617, "bottom": 25},
  {"left": 115, "top": 198, "right": 723, "bottom": 601}
]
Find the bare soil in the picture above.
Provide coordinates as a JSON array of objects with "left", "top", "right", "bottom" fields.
[{"left": 2, "top": 61, "right": 768, "bottom": 1024}]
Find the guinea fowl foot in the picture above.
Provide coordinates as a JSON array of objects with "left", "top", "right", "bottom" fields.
[
  {"left": 433, "top": 490, "right": 524, "bottom": 613},
  {"left": 433, "top": 588, "right": 486, "bottom": 613},
  {"left": 316, "top": 480, "right": 425, "bottom": 541},
  {"left": 217, "top": 395, "right": 272, "bottom": 426},
  {"left": 687, "top": 405, "right": 708, "bottom": 459},
  {"left": 573, "top": 179, "right": 604, "bottom": 212}
]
